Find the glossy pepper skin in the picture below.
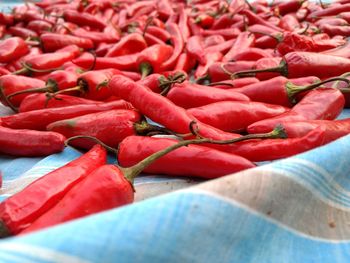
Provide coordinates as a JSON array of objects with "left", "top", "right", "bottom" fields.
[
  {"left": 0, "top": 37, "right": 29, "bottom": 64},
  {"left": 105, "top": 33, "right": 147, "bottom": 57},
  {"left": 118, "top": 136, "right": 256, "bottom": 178},
  {"left": 47, "top": 109, "right": 155, "bottom": 149},
  {"left": 0, "top": 126, "right": 65, "bottom": 157},
  {"left": 187, "top": 101, "right": 289, "bottom": 132},
  {"left": 0, "top": 100, "right": 132, "bottom": 131},
  {"left": 20, "top": 164, "right": 133, "bottom": 235},
  {"left": 0, "top": 144, "right": 107, "bottom": 237},
  {"left": 40, "top": 33, "right": 94, "bottom": 52},
  {"left": 166, "top": 82, "right": 250, "bottom": 109}
]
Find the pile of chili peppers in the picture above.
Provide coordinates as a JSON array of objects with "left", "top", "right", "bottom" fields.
[{"left": 1, "top": 0, "right": 350, "bottom": 236}]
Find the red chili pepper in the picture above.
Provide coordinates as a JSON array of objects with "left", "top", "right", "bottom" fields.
[
  {"left": 0, "top": 12, "right": 14, "bottom": 26},
  {"left": 71, "top": 28, "right": 120, "bottom": 45},
  {"left": 320, "top": 24, "right": 350, "bottom": 37},
  {"left": 211, "top": 13, "right": 235, "bottom": 30},
  {"left": 27, "top": 20, "right": 52, "bottom": 34},
  {"left": 0, "top": 75, "right": 45, "bottom": 110},
  {"left": 73, "top": 52, "right": 138, "bottom": 71},
  {"left": 241, "top": 9, "right": 283, "bottom": 32},
  {"left": 234, "top": 52, "right": 350, "bottom": 79},
  {"left": 136, "top": 72, "right": 186, "bottom": 94},
  {"left": 13, "top": 45, "right": 81, "bottom": 76},
  {"left": 34, "top": 0, "right": 69, "bottom": 9},
  {"left": 315, "top": 17, "right": 349, "bottom": 27},
  {"left": 203, "top": 35, "right": 226, "bottom": 47},
  {"left": 108, "top": 74, "right": 241, "bottom": 140},
  {"left": 0, "top": 37, "right": 29, "bottom": 64},
  {"left": 47, "top": 109, "right": 173, "bottom": 149},
  {"left": 321, "top": 40, "right": 350, "bottom": 58},
  {"left": 247, "top": 88, "right": 345, "bottom": 133},
  {"left": 0, "top": 100, "right": 132, "bottom": 131},
  {"left": 161, "top": 23, "right": 184, "bottom": 71},
  {"left": 186, "top": 35, "right": 207, "bottom": 65},
  {"left": 187, "top": 101, "right": 288, "bottom": 132},
  {"left": 0, "top": 144, "right": 107, "bottom": 236},
  {"left": 273, "top": 0, "right": 305, "bottom": 16},
  {"left": 166, "top": 81, "right": 250, "bottom": 109},
  {"left": 19, "top": 93, "right": 102, "bottom": 112},
  {"left": 231, "top": 48, "right": 273, "bottom": 61},
  {"left": 194, "top": 51, "right": 223, "bottom": 79},
  {"left": 202, "top": 28, "right": 241, "bottom": 40},
  {"left": 279, "top": 14, "right": 301, "bottom": 31},
  {"left": 308, "top": 3, "right": 350, "bottom": 20},
  {"left": 195, "top": 13, "right": 215, "bottom": 28},
  {"left": 145, "top": 25, "right": 171, "bottom": 42},
  {"left": 178, "top": 4, "right": 191, "bottom": 42},
  {"left": 174, "top": 52, "right": 197, "bottom": 73},
  {"left": 205, "top": 38, "right": 236, "bottom": 54},
  {"left": 136, "top": 44, "right": 174, "bottom": 77},
  {"left": 208, "top": 77, "right": 260, "bottom": 89},
  {"left": 118, "top": 135, "right": 256, "bottom": 178},
  {"left": 61, "top": 10, "right": 106, "bottom": 30},
  {"left": 105, "top": 33, "right": 147, "bottom": 57},
  {"left": 223, "top": 31, "right": 255, "bottom": 62},
  {"left": 8, "top": 26, "right": 38, "bottom": 39},
  {"left": 0, "top": 126, "right": 65, "bottom": 157},
  {"left": 0, "top": 67, "right": 10, "bottom": 76},
  {"left": 40, "top": 33, "right": 94, "bottom": 52}
]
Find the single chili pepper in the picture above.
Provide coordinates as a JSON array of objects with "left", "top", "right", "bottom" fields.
[
  {"left": 320, "top": 24, "right": 350, "bottom": 37},
  {"left": 0, "top": 37, "right": 29, "bottom": 64},
  {"left": 241, "top": 9, "right": 283, "bottom": 32},
  {"left": 203, "top": 35, "right": 226, "bottom": 47},
  {"left": 0, "top": 75, "right": 45, "bottom": 111},
  {"left": 40, "top": 33, "right": 94, "bottom": 52},
  {"left": 8, "top": 26, "right": 38, "bottom": 39},
  {"left": 27, "top": 20, "right": 52, "bottom": 34},
  {"left": 208, "top": 77, "right": 260, "bottom": 89},
  {"left": 145, "top": 25, "right": 171, "bottom": 42},
  {"left": 279, "top": 14, "right": 301, "bottom": 31},
  {"left": 157, "top": 0, "right": 174, "bottom": 20},
  {"left": 321, "top": 40, "right": 350, "bottom": 58},
  {"left": 0, "top": 144, "right": 107, "bottom": 237},
  {"left": 233, "top": 52, "right": 350, "bottom": 79},
  {"left": 0, "top": 126, "right": 65, "bottom": 157},
  {"left": 247, "top": 88, "right": 345, "bottom": 134},
  {"left": 254, "top": 34, "right": 280, "bottom": 49},
  {"left": 195, "top": 13, "right": 215, "bottom": 28},
  {"left": 0, "top": 100, "right": 132, "bottom": 131},
  {"left": 276, "top": 32, "right": 316, "bottom": 55},
  {"left": 273, "top": 118, "right": 350, "bottom": 143},
  {"left": 12, "top": 45, "right": 81, "bottom": 76},
  {"left": 7, "top": 70, "right": 80, "bottom": 103},
  {"left": 194, "top": 51, "right": 223, "bottom": 79},
  {"left": 47, "top": 109, "right": 175, "bottom": 149},
  {"left": 231, "top": 48, "right": 273, "bottom": 61},
  {"left": 0, "top": 12, "right": 14, "bottom": 26},
  {"left": 211, "top": 13, "right": 235, "bottom": 30},
  {"left": 136, "top": 44, "right": 174, "bottom": 78},
  {"left": 20, "top": 126, "right": 286, "bottom": 235},
  {"left": 108, "top": 74, "right": 242, "bottom": 141},
  {"left": 34, "top": 0, "right": 69, "bottom": 9},
  {"left": 315, "top": 17, "right": 349, "bottom": 27},
  {"left": 273, "top": 0, "right": 305, "bottom": 16},
  {"left": 166, "top": 81, "right": 250, "bottom": 109},
  {"left": 127, "top": 1, "right": 155, "bottom": 17},
  {"left": 141, "top": 31, "right": 167, "bottom": 46},
  {"left": 5, "top": 47, "right": 43, "bottom": 73},
  {"left": 174, "top": 52, "right": 196, "bottom": 73},
  {"left": 223, "top": 31, "right": 255, "bottom": 62},
  {"left": 248, "top": 24, "right": 281, "bottom": 36},
  {"left": 59, "top": 10, "right": 106, "bottom": 30},
  {"left": 178, "top": 4, "right": 191, "bottom": 42},
  {"left": 205, "top": 61, "right": 256, "bottom": 82},
  {"left": 19, "top": 93, "right": 102, "bottom": 112},
  {"left": 161, "top": 23, "right": 184, "bottom": 71},
  {"left": 205, "top": 38, "right": 236, "bottom": 54},
  {"left": 312, "top": 37, "right": 346, "bottom": 52},
  {"left": 73, "top": 52, "right": 138, "bottom": 71},
  {"left": 308, "top": 3, "right": 350, "bottom": 20},
  {"left": 118, "top": 135, "right": 256, "bottom": 178},
  {"left": 105, "top": 33, "right": 148, "bottom": 57},
  {"left": 71, "top": 28, "right": 120, "bottom": 45},
  {"left": 186, "top": 35, "right": 207, "bottom": 65},
  {"left": 188, "top": 101, "right": 288, "bottom": 132},
  {"left": 202, "top": 28, "right": 241, "bottom": 40},
  {"left": 226, "top": 127, "right": 325, "bottom": 162}
]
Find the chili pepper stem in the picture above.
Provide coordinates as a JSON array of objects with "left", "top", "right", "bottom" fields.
[
  {"left": 139, "top": 63, "right": 153, "bottom": 79},
  {"left": 52, "top": 86, "right": 83, "bottom": 96},
  {"left": 6, "top": 80, "right": 59, "bottom": 101},
  {"left": 286, "top": 77, "right": 350, "bottom": 103},
  {"left": 0, "top": 87, "right": 18, "bottom": 112},
  {"left": 122, "top": 124, "right": 287, "bottom": 183},
  {"left": 134, "top": 121, "right": 177, "bottom": 136},
  {"left": 232, "top": 60, "right": 288, "bottom": 78},
  {"left": 12, "top": 68, "right": 29, "bottom": 76},
  {"left": 64, "top": 135, "right": 118, "bottom": 154}
]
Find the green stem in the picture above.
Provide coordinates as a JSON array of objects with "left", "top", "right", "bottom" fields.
[
  {"left": 122, "top": 124, "right": 287, "bottom": 183},
  {"left": 64, "top": 135, "right": 118, "bottom": 154},
  {"left": 139, "top": 63, "right": 153, "bottom": 79},
  {"left": 0, "top": 87, "right": 18, "bottom": 112},
  {"left": 232, "top": 60, "right": 287, "bottom": 78},
  {"left": 6, "top": 80, "right": 59, "bottom": 101}
]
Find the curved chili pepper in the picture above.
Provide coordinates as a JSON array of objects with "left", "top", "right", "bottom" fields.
[
  {"left": 0, "top": 75, "right": 45, "bottom": 110},
  {"left": 136, "top": 44, "right": 174, "bottom": 77},
  {"left": 105, "top": 33, "right": 147, "bottom": 57},
  {"left": 232, "top": 48, "right": 273, "bottom": 61},
  {"left": 234, "top": 52, "right": 350, "bottom": 79},
  {"left": 279, "top": 14, "right": 301, "bottom": 31},
  {"left": 195, "top": 51, "right": 223, "bottom": 79},
  {"left": 186, "top": 35, "right": 207, "bottom": 65},
  {"left": 108, "top": 74, "right": 241, "bottom": 140},
  {"left": 211, "top": 13, "right": 235, "bottom": 30},
  {"left": 206, "top": 61, "right": 256, "bottom": 82},
  {"left": 175, "top": 52, "right": 196, "bottom": 73},
  {"left": 72, "top": 28, "right": 120, "bottom": 45},
  {"left": 223, "top": 31, "right": 255, "bottom": 62},
  {"left": 315, "top": 17, "right": 349, "bottom": 27},
  {"left": 166, "top": 81, "right": 250, "bottom": 109},
  {"left": 47, "top": 109, "right": 174, "bottom": 149},
  {"left": 187, "top": 101, "right": 288, "bottom": 132},
  {"left": 161, "top": 23, "right": 184, "bottom": 71},
  {"left": 8, "top": 26, "right": 38, "bottom": 39},
  {"left": 308, "top": 3, "right": 350, "bottom": 20},
  {"left": 247, "top": 88, "right": 345, "bottom": 133},
  {"left": 0, "top": 126, "right": 65, "bottom": 157},
  {"left": 40, "top": 33, "right": 94, "bottom": 52},
  {"left": 0, "top": 100, "right": 132, "bottom": 131},
  {"left": 27, "top": 20, "right": 52, "bottom": 34},
  {"left": 204, "top": 35, "right": 226, "bottom": 47},
  {"left": 320, "top": 24, "right": 350, "bottom": 37},
  {"left": 241, "top": 9, "right": 283, "bottom": 32},
  {"left": 178, "top": 4, "right": 191, "bottom": 42},
  {"left": 0, "top": 144, "right": 107, "bottom": 237},
  {"left": 202, "top": 28, "right": 241, "bottom": 40},
  {"left": 61, "top": 10, "right": 106, "bottom": 30},
  {"left": 0, "top": 37, "right": 29, "bottom": 64},
  {"left": 13, "top": 45, "right": 81, "bottom": 76},
  {"left": 273, "top": 0, "right": 305, "bottom": 16},
  {"left": 118, "top": 135, "right": 256, "bottom": 178},
  {"left": 19, "top": 93, "right": 102, "bottom": 112},
  {"left": 208, "top": 78, "right": 260, "bottom": 89}
]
